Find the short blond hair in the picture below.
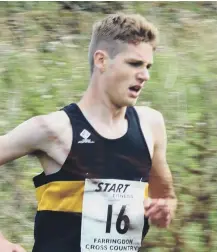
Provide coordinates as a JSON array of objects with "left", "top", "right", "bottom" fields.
[{"left": 88, "top": 13, "right": 159, "bottom": 74}]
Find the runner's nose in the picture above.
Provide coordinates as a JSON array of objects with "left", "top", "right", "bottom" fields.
[{"left": 136, "top": 68, "right": 150, "bottom": 84}]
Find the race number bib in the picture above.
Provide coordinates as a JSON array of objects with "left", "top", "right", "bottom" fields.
[{"left": 81, "top": 179, "right": 148, "bottom": 252}]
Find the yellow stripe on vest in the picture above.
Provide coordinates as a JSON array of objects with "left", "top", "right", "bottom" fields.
[
  {"left": 36, "top": 181, "right": 85, "bottom": 212},
  {"left": 35, "top": 180, "right": 149, "bottom": 212},
  {"left": 144, "top": 183, "right": 149, "bottom": 199}
]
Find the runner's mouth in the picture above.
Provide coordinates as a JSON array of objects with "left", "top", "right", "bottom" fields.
[{"left": 129, "top": 85, "right": 141, "bottom": 93}]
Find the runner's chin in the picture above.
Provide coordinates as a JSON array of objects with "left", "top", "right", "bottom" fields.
[{"left": 122, "top": 96, "right": 138, "bottom": 107}]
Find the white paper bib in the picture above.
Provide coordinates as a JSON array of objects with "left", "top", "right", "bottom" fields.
[{"left": 81, "top": 179, "right": 148, "bottom": 252}]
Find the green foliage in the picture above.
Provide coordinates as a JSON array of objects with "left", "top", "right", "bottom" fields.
[{"left": 0, "top": 2, "right": 217, "bottom": 252}]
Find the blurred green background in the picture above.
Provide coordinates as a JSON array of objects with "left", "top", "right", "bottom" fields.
[{"left": 0, "top": 1, "right": 217, "bottom": 252}]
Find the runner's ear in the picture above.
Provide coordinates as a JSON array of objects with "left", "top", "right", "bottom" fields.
[{"left": 93, "top": 50, "right": 107, "bottom": 73}]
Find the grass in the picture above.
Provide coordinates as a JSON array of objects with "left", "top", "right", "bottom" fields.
[{"left": 0, "top": 2, "right": 217, "bottom": 251}]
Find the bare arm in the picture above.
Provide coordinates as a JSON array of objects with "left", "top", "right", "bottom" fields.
[
  {"left": 0, "top": 115, "right": 50, "bottom": 166},
  {"left": 148, "top": 111, "right": 177, "bottom": 218},
  {"left": 0, "top": 231, "right": 26, "bottom": 252},
  {"left": 0, "top": 116, "right": 52, "bottom": 249}
]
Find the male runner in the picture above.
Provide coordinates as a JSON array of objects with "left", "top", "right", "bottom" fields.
[{"left": 0, "top": 13, "right": 177, "bottom": 252}]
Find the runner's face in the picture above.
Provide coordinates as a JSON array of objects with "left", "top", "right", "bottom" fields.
[{"left": 104, "top": 42, "right": 153, "bottom": 107}]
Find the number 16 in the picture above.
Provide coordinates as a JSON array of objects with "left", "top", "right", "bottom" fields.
[{"left": 106, "top": 205, "right": 130, "bottom": 234}]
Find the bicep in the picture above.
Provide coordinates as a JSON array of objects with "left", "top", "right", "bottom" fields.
[
  {"left": 148, "top": 113, "right": 175, "bottom": 199},
  {"left": 0, "top": 116, "right": 49, "bottom": 165}
]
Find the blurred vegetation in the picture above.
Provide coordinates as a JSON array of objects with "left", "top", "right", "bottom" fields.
[{"left": 0, "top": 1, "right": 217, "bottom": 252}]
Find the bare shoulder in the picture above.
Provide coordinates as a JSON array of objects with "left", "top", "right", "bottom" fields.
[
  {"left": 134, "top": 106, "right": 166, "bottom": 151},
  {"left": 34, "top": 110, "right": 72, "bottom": 147},
  {"left": 132, "top": 106, "right": 164, "bottom": 158},
  {"left": 39, "top": 110, "right": 71, "bottom": 132},
  {"left": 134, "top": 106, "right": 165, "bottom": 127},
  {"left": 0, "top": 110, "right": 71, "bottom": 165}
]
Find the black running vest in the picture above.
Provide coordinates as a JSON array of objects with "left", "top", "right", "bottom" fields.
[{"left": 32, "top": 103, "right": 152, "bottom": 252}]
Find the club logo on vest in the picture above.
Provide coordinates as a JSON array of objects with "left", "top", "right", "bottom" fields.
[{"left": 78, "top": 129, "right": 95, "bottom": 144}]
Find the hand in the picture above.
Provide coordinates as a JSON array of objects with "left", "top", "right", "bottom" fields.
[
  {"left": 144, "top": 198, "right": 172, "bottom": 228},
  {"left": 0, "top": 233, "right": 26, "bottom": 252}
]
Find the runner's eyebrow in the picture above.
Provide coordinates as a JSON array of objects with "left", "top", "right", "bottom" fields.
[
  {"left": 126, "top": 59, "right": 153, "bottom": 68},
  {"left": 127, "top": 57, "right": 153, "bottom": 63}
]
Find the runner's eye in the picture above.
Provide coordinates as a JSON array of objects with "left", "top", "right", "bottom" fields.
[
  {"left": 147, "top": 64, "right": 152, "bottom": 69},
  {"left": 128, "top": 61, "right": 143, "bottom": 67}
]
